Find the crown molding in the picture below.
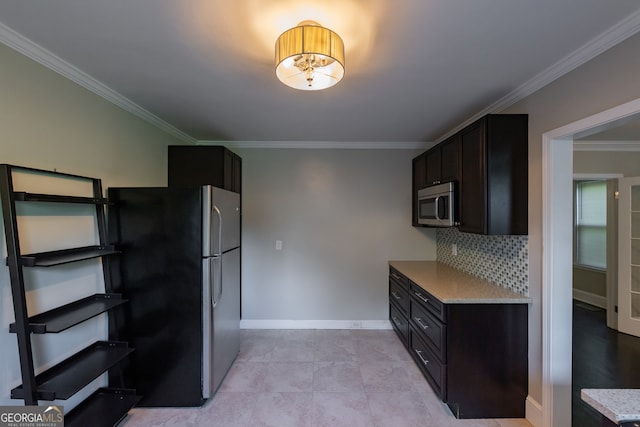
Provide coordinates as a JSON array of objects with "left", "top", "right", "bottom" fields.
[
  {"left": 435, "top": 9, "right": 640, "bottom": 143},
  {"left": 0, "top": 22, "right": 198, "bottom": 145},
  {"left": 200, "top": 140, "right": 433, "bottom": 150},
  {"left": 573, "top": 140, "right": 640, "bottom": 151}
]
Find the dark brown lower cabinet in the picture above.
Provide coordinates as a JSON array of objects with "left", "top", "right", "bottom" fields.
[
  {"left": 389, "top": 268, "right": 528, "bottom": 419},
  {"left": 409, "top": 327, "right": 446, "bottom": 399}
]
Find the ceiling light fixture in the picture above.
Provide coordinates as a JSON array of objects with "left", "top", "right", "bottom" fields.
[{"left": 275, "top": 20, "right": 345, "bottom": 91}]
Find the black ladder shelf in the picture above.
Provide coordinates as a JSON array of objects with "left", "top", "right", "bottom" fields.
[{"left": 0, "top": 164, "right": 139, "bottom": 427}]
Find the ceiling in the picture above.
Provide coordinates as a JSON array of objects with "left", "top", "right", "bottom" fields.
[{"left": 1, "top": 0, "right": 640, "bottom": 146}]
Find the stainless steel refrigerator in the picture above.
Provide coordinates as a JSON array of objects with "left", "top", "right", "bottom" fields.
[{"left": 107, "top": 185, "right": 240, "bottom": 407}]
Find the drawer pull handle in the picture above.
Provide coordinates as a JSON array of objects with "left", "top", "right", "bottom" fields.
[
  {"left": 414, "top": 317, "right": 430, "bottom": 330},
  {"left": 415, "top": 349, "right": 430, "bottom": 365},
  {"left": 414, "top": 292, "right": 429, "bottom": 303},
  {"left": 391, "top": 273, "right": 402, "bottom": 280},
  {"left": 391, "top": 292, "right": 402, "bottom": 300},
  {"left": 392, "top": 316, "right": 403, "bottom": 325}
]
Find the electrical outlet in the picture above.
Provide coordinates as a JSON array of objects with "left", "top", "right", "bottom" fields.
[
  {"left": 275, "top": 240, "right": 283, "bottom": 250},
  {"left": 350, "top": 321, "right": 362, "bottom": 329},
  {"left": 452, "top": 243, "right": 457, "bottom": 256}
]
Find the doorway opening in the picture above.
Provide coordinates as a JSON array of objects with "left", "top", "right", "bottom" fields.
[{"left": 542, "top": 97, "right": 640, "bottom": 427}]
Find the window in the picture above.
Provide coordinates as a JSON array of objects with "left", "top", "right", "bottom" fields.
[{"left": 574, "top": 180, "right": 607, "bottom": 269}]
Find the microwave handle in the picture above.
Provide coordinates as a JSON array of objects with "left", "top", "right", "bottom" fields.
[{"left": 434, "top": 196, "right": 441, "bottom": 220}]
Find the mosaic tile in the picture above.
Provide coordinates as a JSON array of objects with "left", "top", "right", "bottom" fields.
[{"left": 436, "top": 228, "right": 529, "bottom": 295}]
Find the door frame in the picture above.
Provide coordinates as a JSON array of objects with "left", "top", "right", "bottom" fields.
[
  {"left": 542, "top": 97, "right": 640, "bottom": 426},
  {"left": 606, "top": 178, "right": 620, "bottom": 330}
]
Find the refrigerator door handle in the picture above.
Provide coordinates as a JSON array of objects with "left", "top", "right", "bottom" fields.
[
  {"left": 211, "top": 275, "right": 217, "bottom": 309},
  {"left": 202, "top": 258, "right": 212, "bottom": 398},
  {"left": 218, "top": 260, "right": 223, "bottom": 303},
  {"left": 211, "top": 257, "right": 222, "bottom": 308},
  {"left": 212, "top": 205, "right": 222, "bottom": 256},
  {"left": 202, "top": 186, "right": 211, "bottom": 256}
]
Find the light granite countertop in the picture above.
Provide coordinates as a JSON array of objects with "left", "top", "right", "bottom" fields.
[
  {"left": 389, "top": 260, "right": 531, "bottom": 304},
  {"left": 581, "top": 389, "right": 640, "bottom": 424}
]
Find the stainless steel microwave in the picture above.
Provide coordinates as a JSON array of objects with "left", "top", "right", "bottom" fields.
[{"left": 417, "top": 182, "right": 455, "bottom": 227}]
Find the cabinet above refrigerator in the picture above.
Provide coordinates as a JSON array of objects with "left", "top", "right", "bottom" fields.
[{"left": 168, "top": 145, "right": 241, "bottom": 193}]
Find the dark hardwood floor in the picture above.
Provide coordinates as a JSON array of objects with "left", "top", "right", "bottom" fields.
[{"left": 573, "top": 300, "right": 640, "bottom": 427}]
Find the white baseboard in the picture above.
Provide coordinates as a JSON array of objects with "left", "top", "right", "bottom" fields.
[
  {"left": 526, "top": 396, "right": 543, "bottom": 427},
  {"left": 573, "top": 289, "right": 607, "bottom": 309},
  {"left": 239, "top": 319, "right": 393, "bottom": 330}
]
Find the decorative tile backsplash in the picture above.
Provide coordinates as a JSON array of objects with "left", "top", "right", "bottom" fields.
[{"left": 436, "top": 228, "right": 529, "bottom": 295}]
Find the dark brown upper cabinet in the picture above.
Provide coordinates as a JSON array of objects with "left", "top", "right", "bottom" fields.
[
  {"left": 425, "top": 147, "right": 441, "bottom": 186},
  {"left": 412, "top": 114, "right": 527, "bottom": 235},
  {"left": 440, "top": 136, "right": 460, "bottom": 184},
  {"left": 168, "top": 145, "right": 242, "bottom": 193},
  {"left": 424, "top": 135, "right": 460, "bottom": 187},
  {"left": 458, "top": 114, "right": 528, "bottom": 235},
  {"left": 412, "top": 135, "right": 461, "bottom": 226},
  {"left": 412, "top": 153, "right": 427, "bottom": 226}
]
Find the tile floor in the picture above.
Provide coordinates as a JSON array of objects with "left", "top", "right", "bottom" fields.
[{"left": 122, "top": 329, "right": 533, "bottom": 427}]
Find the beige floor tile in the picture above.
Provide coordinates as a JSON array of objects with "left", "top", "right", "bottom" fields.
[
  {"left": 250, "top": 392, "right": 312, "bottom": 427},
  {"left": 120, "top": 329, "right": 532, "bottom": 427},
  {"left": 367, "top": 391, "right": 433, "bottom": 427},
  {"left": 312, "top": 392, "right": 373, "bottom": 427},
  {"left": 263, "top": 362, "right": 314, "bottom": 392},
  {"left": 313, "top": 361, "right": 364, "bottom": 392}
]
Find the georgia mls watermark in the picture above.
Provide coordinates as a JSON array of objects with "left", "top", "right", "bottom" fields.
[{"left": 0, "top": 406, "right": 63, "bottom": 427}]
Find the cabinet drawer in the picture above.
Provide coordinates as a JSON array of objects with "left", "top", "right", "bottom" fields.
[
  {"left": 410, "top": 326, "right": 446, "bottom": 400},
  {"left": 389, "top": 304, "right": 408, "bottom": 347},
  {"left": 389, "top": 267, "right": 409, "bottom": 290},
  {"left": 410, "top": 300, "right": 446, "bottom": 362},
  {"left": 410, "top": 282, "right": 445, "bottom": 322},
  {"left": 389, "top": 280, "right": 410, "bottom": 315}
]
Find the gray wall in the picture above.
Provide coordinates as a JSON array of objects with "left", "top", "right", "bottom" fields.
[
  {"left": 573, "top": 266, "right": 606, "bottom": 300},
  {"left": 0, "top": 43, "right": 186, "bottom": 408},
  {"left": 573, "top": 151, "right": 640, "bottom": 304},
  {"left": 236, "top": 148, "right": 436, "bottom": 327},
  {"left": 0, "top": 43, "right": 177, "bottom": 187},
  {"left": 574, "top": 150, "right": 640, "bottom": 175},
  {"left": 503, "top": 31, "right": 640, "bottom": 406}
]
